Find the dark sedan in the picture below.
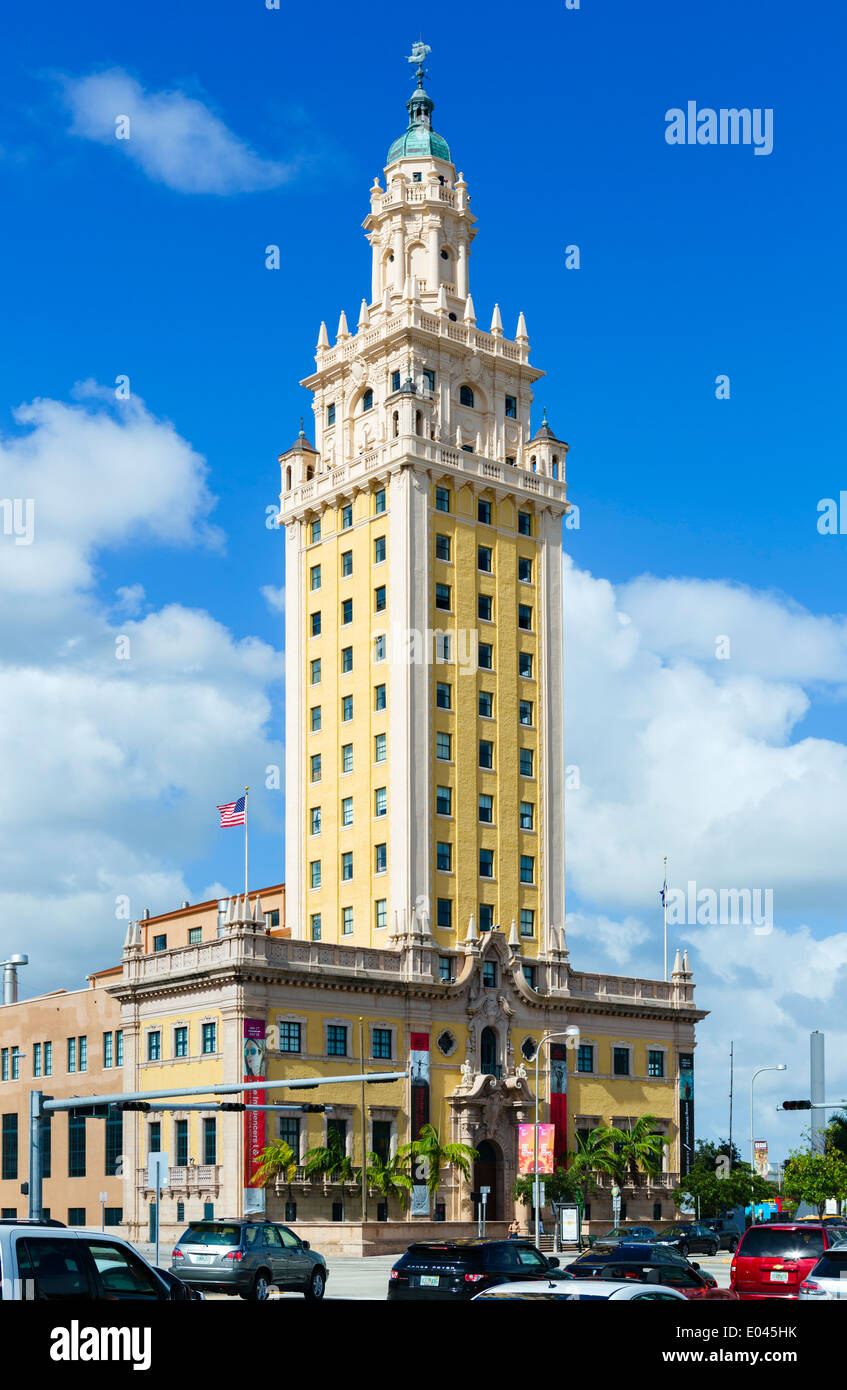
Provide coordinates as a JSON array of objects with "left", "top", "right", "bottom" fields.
[
  {"left": 567, "top": 1241, "right": 691, "bottom": 1274},
  {"left": 388, "top": 1238, "right": 568, "bottom": 1301},
  {"left": 650, "top": 1223, "right": 720, "bottom": 1257}
]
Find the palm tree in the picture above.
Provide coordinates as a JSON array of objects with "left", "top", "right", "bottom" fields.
[
  {"left": 397, "top": 1123, "right": 478, "bottom": 1207},
  {"left": 303, "top": 1126, "right": 355, "bottom": 1186},
  {"left": 569, "top": 1127, "right": 624, "bottom": 1187},
  {"left": 249, "top": 1139, "right": 298, "bottom": 1195},
  {"left": 593, "top": 1115, "right": 669, "bottom": 1188},
  {"left": 366, "top": 1151, "right": 413, "bottom": 1211}
]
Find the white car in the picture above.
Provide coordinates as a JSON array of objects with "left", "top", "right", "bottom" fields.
[
  {"left": 0, "top": 1219, "right": 201, "bottom": 1300},
  {"left": 799, "top": 1242, "right": 847, "bottom": 1300},
  {"left": 472, "top": 1277, "right": 688, "bottom": 1301}
]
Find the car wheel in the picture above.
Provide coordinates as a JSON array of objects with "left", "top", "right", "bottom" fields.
[
  {"left": 709, "top": 1244, "right": 719, "bottom": 1257},
  {"left": 729, "top": 1238, "right": 738, "bottom": 1253},
  {"left": 305, "top": 1268, "right": 325, "bottom": 1301},
  {"left": 680, "top": 1244, "right": 689, "bottom": 1257},
  {"left": 246, "top": 1269, "right": 271, "bottom": 1302}
]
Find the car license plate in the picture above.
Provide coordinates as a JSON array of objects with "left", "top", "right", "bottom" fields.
[
  {"left": 193, "top": 1254, "right": 214, "bottom": 1264},
  {"left": 420, "top": 1275, "right": 440, "bottom": 1287},
  {"left": 769, "top": 1271, "right": 789, "bottom": 1283}
]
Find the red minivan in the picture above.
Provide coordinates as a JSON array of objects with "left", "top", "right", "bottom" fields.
[{"left": 731, "top": 1224, "right": 836, "bottom": 1299}]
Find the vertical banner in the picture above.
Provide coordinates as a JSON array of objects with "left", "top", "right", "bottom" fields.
[
  {"left": 754, "top": 1139, "right": 769, "bottom": 1178},
  {"left": 409, "top": 1032, "right": 430, "bottom": 1216},
  {"left": 549, "top": 1043, "right": 568, "bottom": 1169},
  {"left": 243, "top": 1018, "right": 267, "bottom": 1214},
  {"left": 678, "top": 1052, "right": 695, "bottom": 1177},
  {"left": 518, "top": 1123, "right": 555, "bottom": 1174}
]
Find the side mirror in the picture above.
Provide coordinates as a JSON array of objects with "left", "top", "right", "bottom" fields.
[
  {"left": 546, "top": 1256, "right": 559, "bottom": 1267},
  {"left": 302, "top": 1240, "right": 310, "bottom": 1250}
]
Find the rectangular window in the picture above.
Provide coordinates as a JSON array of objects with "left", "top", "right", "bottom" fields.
[
  {"left": 342, "top": 694, "right": 353, "bottom": 721},
  {"left": 375, "top": 899, "right": 387, "bottom": 931},
  {"left": 374, "top": 733, "right": 387, "bottom": 762},
  {"left": 478, "top": 793, "right": 493, "bottom": 823},
  {"left": 341, "top": 851, "right": 353, "bottom": 881},
  {"left": 482, "top": 961, "right": 497, "bottom": 987},
  {"left": 435, "top": 632, "right": 450, "bottom": 662},
  {"left": 478, "top": 499, "right": 492, "bottom": 525},
  {"left": 613, "top": 1047, "right": 631, "bottom": 1077},
  {"left": 372, "top": 1028, "right": 392, "bottom": 1060},
  {"left": 479, "top": 849, "right": 494, "bottom": 878},
  {"left": 518, "top": 511, "right": 532, "bottom": 536},
  {"left": 4, "top": 1049, "right": 12, "bottom": 1081},
  {"left": 439, "top": 954, "right": 452, "bottom": 981},
  {"left": 373, "top": 633, "right": 386, "bottom": 662},
  {"left": 310, "top": 564, "right": 321, "bottom": 590},
  {"left": 478, "top": 594, "right": 492, "bottom": 621},
  {"left": 311, "top": 519, "right": 321, "bottom": 543},
  {"left": 1, "top": 1114, "right": 18, "bottom": 1180},
  {"left": 174, "top": 1027, "right": 188, "bottom": 1058},
  {"left": 341, "top": 796, "right": 353, "bottom": 827},
  {"left": 341, "top": 503, "right": 353, "bottom": 530},
  {"left": 202, "top": 1023, "right": 216, "bottom": 1055},
  {"left": 341, "top": 597, "right": 353, "bottom": 625},
  {"left": 520, "top": 908, "right": 535, "bottom": 937},
  {"left": 311, "top": 806, "right": 322, "bottom": 835},
  {"left": 147, "top": 1031, "right": 161, "bottom": 1062},
  {"left": 391, "top": 369, "right": 401, "bottom": 392},
  {"left": 203, "top": 1118, "right": 217, "bottom": 1166},
  {"left": 149, "top": 1122, "right": 161, "bottom": 1155},
  {"left": 310, "top": 658, "right": 321, "bottom": 684},
  {"left": 310, "top": 753, "right": 322, "bottom": 783},
  {"left": 374, "top": 585, "right": 387, "bottom": 612},
  {"left": 478, "top": 690, "right": 493, "bottom": 718},
  {"left": 520, "top": 801, "right": 534, "bottom": 830},
  {"left": 279, "top": 1115, "right": 300, "bottom": 1158},
  {"left": 188, "top": 926, "right": 202, "bottom": 944},
  {"left": 648, "top": 1050, "right": 665, "bottom": 1078},
  {"left": 518, "top": 604, "right": 532, "bottom": 630},
  {"left": 577, "top": 1044, "right": 594, "bottom": 1073},
  {"left": 522, "top": 964, "right": 537, "bottom": 989},
  {"left": 478, "top": 545, "right": 492, "bottom": 572},
  {"left": 175, "top": 1119, "right": 189, "bottom": 1167},
  {"left": 520, "top": 855, "right": 535, "bottom": 884},
  {"left": 374, "top": 488, "right": 386, "bottom": 514},
  {"left": 310, "top": 860, "right": 322, "bottom": 889},
  {"left": 68, "top": 1114, "right": 86, "bottom": 1178},
  {"left": 310, "top": 705, "right": 321, "bottom": 732},
  {"left": 310, "top": 611, "right": 322, "bottom": 636},
  {"left": 341, "top": 549, "right": 353, "bottom": 577},
  {"left": 112, "top": 1035, "right": 120, "bottom": 1068},
  {"left": 436, "top": 785, "right": 452, "bottom": 816},
  {"left": 374, "top": 786, "right": 387, "bottom": 817},
  {"left": 310, "top": 913, "right": 322, "bottom": 942},
  {"left": 33, "top": 1042, "right": 42, "bottom": 1077},
  {"left": 67, "top": 1038, "right": 76, "bottom": 1074},
  {"left": 505, "top": 394, "right": 517, "bottom": 419},
  {"left": 423, "top": 368, "right": 436, "bottom": 392},
  {"left": 435, "top": 533, "right": 451, "bottom": 561},
  {"left": 327, "top": 402, "right": 336, "bottom": 426},
  {"left": 375, "top": 843, "right": 387, "bottom": 874},
  {"left": 374, "top": 535, "right": 386, "bottom": 564},
  {"left": 341, "top": 645, "right": 353, "bottom": 673},
  {"left": 435, "top": 486, "right": 450, "bottom": 512},
  {"left": 478, "top": 642, "right": 493, "bottom": 670},
  {"left": 479, "top": 904, "right": 494, "bottom": 933},
  {"left": 518, "top": 556, "right": 532, "bottom": 583},
  {"left": 105, "top": 1111, "right": 123, "bottom": 1176},
  {"left": 519, "top": 652, "right": 534, "bottom": 678},
  {"left": 374, "top": 683, "right": 386, "bottom": 711},
  {"left": 328, "top": 1025, "right": 348, "bottom": 1057},
  {"left": 11, "top": 1049, "right": 20, "bottom": 1080},
  {"left": 435, "top": 582, "right": 451, "bottom": 611},
  {"left": 520, "top": 748, "right": 534, "bottom": 778},
  {"left": 342, "top": 743, "right": 353, "bottom": 773},
  {"left": 152, "top": 934, "right": 167, "bottom": 953},
  {"left": 479, "top": 740, "right": 493, "bottom": 769},
  {"left": 436, "top": 841, "right": 452, "bottom": 872},
  {"left": 519, "top": 700, "right": 533, "bottom": 726},
  {"left": 437, "top": 899, "right": 452, "bottom": 930},
  {"left": 279, "top": 1022, "right": 302, "bottom": 1054},
  {"left": 436, "top": 681, "right": 451, "bottom": 709},
  {"left": 68, "top": 1207, "right": 86, "bottom": 1226},
  {"left": 436, "top": 731, "right": 452, "bottom": 761}
]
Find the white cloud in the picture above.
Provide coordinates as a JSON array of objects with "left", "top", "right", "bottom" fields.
[
  {"left": 261, "top": 585, "right": 285, "bottom": 615},
  {"left": 60, "top": 69, "right": 292, "bottom": 194}
]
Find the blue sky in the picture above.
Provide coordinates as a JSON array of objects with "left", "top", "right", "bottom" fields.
[{"left": 2, "top": 0, "right": 846, "bottom": 1155}]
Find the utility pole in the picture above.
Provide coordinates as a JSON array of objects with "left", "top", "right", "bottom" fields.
[
  {"left": 728, "top": 1041, "right": 734, "bottom": 1159},
  {"left": 810, "top": 1032, "right": 826, "bottom": 1155},
  {"left": 359, "top": 1019, "right": 368, "bottom": 1225}
]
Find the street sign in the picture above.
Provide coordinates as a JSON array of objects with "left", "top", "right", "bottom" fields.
[
  {"left": 98, "top": 1191, "right": 108, "bottom": 1203},
  {"left": 147, "top": 1151, "right": 169, "bottom": 1191},
  {"left": 480, "top": 1186, "right": 491, "bottom": 1196}
]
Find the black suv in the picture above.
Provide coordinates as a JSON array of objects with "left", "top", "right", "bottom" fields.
[
  {"left": 650, "top": 1223, "right": 720, "bottom": 1257},
  {"left": 388, "top": 1239, "right": 566, "bottom": 1300}
]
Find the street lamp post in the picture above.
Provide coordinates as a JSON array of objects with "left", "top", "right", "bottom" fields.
[
  {"left": 750, "top": 1063, "right": 787, "bottom": 1219},
  {"left": 533, "top": 1028, "right": 580, "bottom": 1248}
]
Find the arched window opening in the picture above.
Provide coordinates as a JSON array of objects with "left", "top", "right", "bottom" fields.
[
  {"left": 460, "top": 385, "right": 474, "bottom": 408},
  {"left": 362, "top": 389, "right": 374, "bottom": 412},
  {"left": 392, "top": 410, "right": 399, "bottom": 439}
]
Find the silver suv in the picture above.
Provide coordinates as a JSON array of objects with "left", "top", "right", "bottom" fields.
[
  {"left": 0, "top": 1219, "right": 199, "bottom": 1300},
  {"left": 171, "top": 1218, "right": 328, "bottom": 1300}
]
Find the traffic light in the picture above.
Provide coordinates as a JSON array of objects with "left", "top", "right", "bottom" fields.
[
  {"left": 781, "top": 1100, "right": 811, "bottom": 1110},
  {"left": 120, "top": 1101, "right": 151, "bottom": 1113},
  {"left": 219, "top": 1103, "right": 245, "bottom": 1112}
]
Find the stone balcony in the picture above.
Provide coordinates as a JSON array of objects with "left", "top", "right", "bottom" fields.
[
  {"left": 309, "top": 301, "right": 532, "bottom": 377},
  {"left": 137, "top": 1165, "right": 221, "bottom": 1194}
]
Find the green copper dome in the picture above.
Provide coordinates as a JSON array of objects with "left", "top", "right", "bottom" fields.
[{"left": 386, "top": 72, "right": 451, "bottom": 166}]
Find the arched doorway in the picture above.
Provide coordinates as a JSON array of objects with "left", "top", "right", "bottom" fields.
[{"left": 473, "top": 1139, "right": 501, "bottom": 1222}]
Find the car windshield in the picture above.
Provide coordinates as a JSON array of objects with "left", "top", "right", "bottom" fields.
[
  {"left": 811, "top": 1253, "right": 847, "bottom": 1277},
  {"left": 405, "top": 1246, "right": 478, "bottom": 1265},
  {"left": 740, "top": 1228, "right": 824, "bottom": 1258},
  {"left": 180, "top": 1223, "right": 244, "bottom": 1246}
]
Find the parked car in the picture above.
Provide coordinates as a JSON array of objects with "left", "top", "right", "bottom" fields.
[
  {"left": 568, "top": 1241, "right": 690, "bottom": 1272},
  {"left": 701, "top": 1216, "right": 745, "bottom": 1252},
  {"left": 0, "top": 1221, "right": 197, "bottom": 1300},
  {"left": 562, "top": 1255, "right": 737, "bottom": 1300},
  {"left": 588, "top": 1225, "right": 658, "bottom": 1247},
  {"left": 650, "top": 1223, "right": 720, "bottom": 1257},
  {"left": 388, "top": 1238, "right": 567, "bottom": 1300},
  {"left": 731, "top": 1223, "right": 839, "bottom": 1299},
  {"left": 799, "top": 1241, "right": 847, "bottom": 1300},
  {"left": 171, "top": 1218, "right": 328, "bottom": 1300},
  {"left": 472, "top": 1278, "right": 687, "bottom": 1302}
]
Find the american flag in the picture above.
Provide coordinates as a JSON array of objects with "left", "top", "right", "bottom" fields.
[{"left": 217, "top": 796, "right": 246, "bottom": 827}]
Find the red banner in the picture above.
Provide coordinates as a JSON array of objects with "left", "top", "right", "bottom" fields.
[
  {"left": 243, "top": 1019, "right": 266, "bottom": 1208},
  {"left": 550, "top": 1044, "right": 568, "bottom": 1167}
]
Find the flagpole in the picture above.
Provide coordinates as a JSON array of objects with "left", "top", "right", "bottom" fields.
[
  {"left": 243, "top": 783, "right": 248, "bottom": 900},
  {"left": 663, "top": 855, "right": 668, "bottom": 982}
]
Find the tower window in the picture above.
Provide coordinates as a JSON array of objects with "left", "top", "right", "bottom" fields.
[
  {"left": 518, "top": 557, "right": 532, "bottom": 584},
  {"left": 327, "top": 403, "right": 336, "bottom": 425},
  {"left": 479, "top": 740, "right": 493, "bottom": 769},
  {"left": 518, "top": 604, "right": 532, "bottom": 629},
  {"left": 437, "top": 899, "right": 452, "bottom": 929},
  {"left": 341, "top": 550, "right": 353, "bottom": 577},
  {"left": 435, "top": 533, "right": 451, "bottom": 561},
  {"left": 341, "top": 852, "right": 353, "bottom": 881},
  {"left": 478, "top": 690, "right": 493, "bottom": 718},
  {"left": 519, "top": 652, "right": 534, "bottom": 679},
  {"left": 374, "top": 488, "right": 386, "bottom": 513},
  {"left": 435, "top": 486, "right": 450, "bottom": 513},
  {"left": 478, "top": 545, "right": 492, "bottom": 573},
  {"left": 520, "top": 908, "right": 535, "bottom": 937},
  {"left": 341, "top": 908, "right": 353, "bottom": 937},
  {"left": 478, "top": 643, "right": 493, "bottom": 670},
  {"left": 311, "top": 519, "right": 321, "bottom": 543},
  {"left": 341, "top": 646, "right": 353, "bottom": 673},
  {"left": 518, "top": 511, "right": 532, "bottom": 536},
  {"left": 436, "top": 732, "right": 452, "bottom": 761},
  {"left": 362, "top": 390, "right": 373, "bottom": 412},
  {"left": 520, "top": 748, "right": 534, "bottom": 778},
  {"left": 423, "top": 369, "right": 436, "bottom": 391},
  {"left": 482, "top": 962, "right": 497, "bottom": 988},
  {"left": 479, "top": 850, "right": 494, "bottom": 879},
  {"left": 374, "top": 683, "right": 386, "bottom": 711},
  {"left": 310, "top": 564, "right": 321, "bottom": 590},
  {"left": 374, "top": 787, "right": 387, "bottom": 817},
  {"left": 375, "top": 844, "right": 387, "bottom": 873},
  {"left": 374, "top": 585, "right": 387, "bottom": 612},
  {"left": 310, "top": 861, "right": 321, "bottom": 889},
  {"left": 341, "top": 694, "right": 353, "bottom": 722},
  {"left": 436, "top": 842, "right": 452, "bottom": 873},
  {"left": 460, "top": 385, "right": 475, "bottom": 408},
  {"left": 310, "top": 807, "right": 321, "bottom": 835},
  {"left": 375, "top": 900, "right": 388, "bottom": 931},
  {"left": 436, "top": 682, "right": 451, "bottom": 709},
  {"left": 310, "top": 754, "right": 321, "bottom": 783},
  {"left": 374, "top": 733, "right": 387, "bottom": 762},
  {"left": 478, "top": 594, "right": 492, "bottom": 622},
  {"left": 311, "top": 914, "right": 322, "bottom": 941},
  {"left": 519, "top": 700, "right": 533, "bottom": 726},
  {"left": 440, "top": 249, "right": 449, "bottom": 260},
  {"left": 310, "top": 611, "right": 321, "bottom": 636},
  {"left": 342, "top": 743, "right": 353, "bottom": 774},
  {"left": 436, "top": 785, "right": 452, "bottom": 816},
  {"left": 479, "top": 904, "right": 494, "bottom": 933},
  {"left": 520, "top": 855, "right": 535, "bottom": 884},
  {"left": 341, "top": 598, "right": 353, "bottom": 625},
  {"left": 478, "top": 793, "right": 493, "bottom": 824},
  {"left": 478, "top": 499, "right": 492, "bottom": 525},
  {"left": 310, "top": 705, "right": 321, "bottom": 732},
  {"left": 413, "top": 171, "right": 422, "bottom": 183},
  {"left": 435, "top": 583, "right": 451, "bottom": 611},
  {"left": 391, "top": 370, "right": 401, "bottom": 392},
  {"left": 448, "top": 312, "right": 457, "bottom": 322},
  {"left": 310, "top": 658, "right": 321, "bottom": 685},
  {"left": 341, "top": 503, "right": 353, "bottom": 530},
  {"left": 505, "top": 395, "right": 517, "bottom": 419}
]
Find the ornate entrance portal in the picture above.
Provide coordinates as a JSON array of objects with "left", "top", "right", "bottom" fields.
[{"left": 473, "top": 1139, "right": 500, "bottom": 1221}]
